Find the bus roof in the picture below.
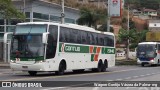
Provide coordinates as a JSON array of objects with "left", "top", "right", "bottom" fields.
[
  {"left": 138, "top": 42, "right": 158, "bottom": 45},
  {"left": 17, "top": 22, "right": 114, "bottom": 36}
]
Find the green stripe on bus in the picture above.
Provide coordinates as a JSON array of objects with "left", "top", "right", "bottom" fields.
[
  {"left": 91, "top": 54, "right": 94, "bottom": 61},
  {"left": 59, "top": 43, "right": 115, "bottom": 54},
  {"left": 93, "top": 47, "right": 97, "bottom": 53}
]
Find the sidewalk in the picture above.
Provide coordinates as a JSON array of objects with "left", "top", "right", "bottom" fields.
[{"left": 0, "top": 62, "right": 10, "bottom": 69}]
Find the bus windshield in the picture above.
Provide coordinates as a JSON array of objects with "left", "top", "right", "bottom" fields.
[
  {"left": 137, "top": 44, "right": 156, "bottom": 58},
  {"left": 11, "top": 35, "right": 44, "bottom": 58},
  {"left": 11, "top": 24, "right": 47, "bottom": 58}
]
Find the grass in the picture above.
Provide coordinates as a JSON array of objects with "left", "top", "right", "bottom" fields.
[{"left": 116, "top": 58, "right": 137, "bottom": 66}]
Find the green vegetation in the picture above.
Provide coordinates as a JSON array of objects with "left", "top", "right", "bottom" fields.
[
  {"left": 116, "top": 59, "right": 137, "bottom": 65},
  {"left": 77, "top": 7, "right": 107, "bottom": 29},
  {"left": 0, "top": 0, "right": 25, "bottom": 20},
  {"left": 118, "top": 28, "right": 148, "bottom": 49}
]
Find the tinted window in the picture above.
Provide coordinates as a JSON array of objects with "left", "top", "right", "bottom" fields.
[
  {"left": 46, "top": 25, "right": 58, "bottom": 59},
  {"left": 98, "top": 34, "right": 104, "bottom": 46},
  {"left": 158, "top": 44, "right": 160, "bottom": 50},
  {"left": 60, "top": 27, "right": 71, "bottom": 43},
  {"left": 59, "top": 27, "right": 114, "bottom": 47},
  {"left": 81, "top": 31, "right": 87, "bottom": 44},
  {"left": 70, "top": 29, "right": 79, "bottom": 43}
]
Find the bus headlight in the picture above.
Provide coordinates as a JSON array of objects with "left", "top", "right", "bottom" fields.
[{"left": 10, "top": 60, "right": 16, "bottom": 63}]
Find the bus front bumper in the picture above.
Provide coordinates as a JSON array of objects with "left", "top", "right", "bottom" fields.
[
  {"left": 137, "top": 59, "right": 156, "bottom": 65},
  {"left": 10, "top": 62, "right": 47, "bottom": 71}
]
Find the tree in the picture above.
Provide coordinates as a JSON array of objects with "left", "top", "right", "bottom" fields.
[
  {"left": 77, "top": 7, "right": 106, "bottom": 29},
  {"left": 0, "top": 0, "right": 25, "bottom": 20},
  {"left": 98, "top": 22, "right": 114, "bottom": 32},
  {"left": 118, "top": 28, "right": 148, "bottom": 59}
]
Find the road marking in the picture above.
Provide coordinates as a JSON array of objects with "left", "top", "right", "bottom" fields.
[
  {"left": 140, "top": 75, "right": 145, "bottom": 77},
  {"left": 151, "top": 73, "right": 155, "bottom": 75},
  {"left": 42, "top": 87, "right": 65, "bottom": 90},
  {"left": 92, "top": 87, "right": 99, "bottom": 90},
  {"left": 2, "top": 66, "right": 160, "bottom": 81},
  {"left": 116, "top": 79, "right": 123, "bottom": 81},
  {"left": 133, "top": 76, "right": 139, "bottom": 78},
  {"left": 124, "top": 77, "right": 131, "bottom": 80},
  {"left": 146, "top": 74, "right": 151, "bottom": 76},
  {"left": 106, "top": 80, "right": 113, "bottom": 81}
]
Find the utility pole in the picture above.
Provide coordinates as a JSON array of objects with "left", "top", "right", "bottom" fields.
[
  {"left": 3, "top": 19, "right": 6, "bottom": 62},
  {"left": 126, "top": 5, "right": 130, "bottom": 60},
  {"left": 107, "top": 0, "right": 110, "bottom": 32},
  {"left": 61, "top": 0, "right": 65, "bottom": 24},
  {"left": 23, "top": 0, "right": 25, "bottom": 14}
]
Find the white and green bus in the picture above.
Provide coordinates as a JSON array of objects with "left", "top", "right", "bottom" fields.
[{"left": 4, "top": 22, "right": 115, "bottom": 76}]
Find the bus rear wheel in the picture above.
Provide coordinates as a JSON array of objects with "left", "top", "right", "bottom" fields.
[
  {"left": 101, "top": 60, "right": 108, "bottom": 72},
  {"left": 55, "top": 61, "right": 66, "bottom": 75},
  {"left": 28, "top": 71, "right": 37, "bottom": 76}
]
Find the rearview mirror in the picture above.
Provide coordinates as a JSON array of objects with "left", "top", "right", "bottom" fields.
[{"left": 42, "top": 32, "right": 49, "bottom": 44}]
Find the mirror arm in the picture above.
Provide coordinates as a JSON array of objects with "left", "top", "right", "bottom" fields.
[{"left": 4, "top": 32, "right": 13, "bottom": 44}]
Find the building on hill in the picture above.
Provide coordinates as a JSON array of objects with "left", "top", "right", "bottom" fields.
[{"left": 149, "top": 20, "right": 160, "bottom": 32}]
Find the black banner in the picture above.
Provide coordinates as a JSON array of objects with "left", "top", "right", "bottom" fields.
[{"left": 0, "top": 81, "right": 160, "bottom": 87}]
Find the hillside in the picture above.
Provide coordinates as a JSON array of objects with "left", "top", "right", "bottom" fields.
[{"left": 125, "top": 0, "right": 160, "bottom": 10}]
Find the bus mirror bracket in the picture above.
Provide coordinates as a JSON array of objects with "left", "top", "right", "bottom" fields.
[
  {"left": 4, "top": 32, "right": 13, "bottom": 44},
  {"left": 42, "top": 32, "right": 49, "bottom": 44}
]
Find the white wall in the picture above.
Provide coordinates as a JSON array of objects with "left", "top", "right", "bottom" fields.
[{"left": 149, "top": 23, "right": 160, "bottom": 28}]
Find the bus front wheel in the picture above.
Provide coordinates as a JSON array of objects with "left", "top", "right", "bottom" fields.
[
  {"left": 55, "top": 61, "right": 66, "bottom": 75},
  {"left": 92, "top": 60, "right": 103, "bottom": 72},
  {"left": 28, "top": 71, "right": 37, "bottom": 76},
  {"left": 141, "top": 63, "right": 145, "bottom": 67}
]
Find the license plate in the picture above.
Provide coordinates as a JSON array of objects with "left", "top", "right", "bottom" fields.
[{"left": 22, "top": 66, "right": 28, "bottom": 69}]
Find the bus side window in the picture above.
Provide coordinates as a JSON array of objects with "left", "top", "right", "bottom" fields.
[
  {"left": 94, "top": 33, "right": 98, "bottom": 45},
  {"left": 104, "top": 36, "right": 108, "bottom": 46},
  {"left": 60, "top": 27, "right": 66, "bottom": 42},
  {"left": 86, "top": 32, "right": 90, "bottom": 45},
  {"left": 64, "top": 28, "right": 70, "bottom": 43},
  {"left": 71, "top": 29, "right": 78, "bottom": 43},
  {"left": 99, "top": 34, "right": 104, "bottom": 46},
  {"left": 91, "top": 33, "right": 95, "bottom": 45},
  {"left": 60, "top": 27, "right": 70, "bottom": 43},
  {"left": 158, "top": 44, "right": 160, "bottom": 51},
  {"left": 81, "top": 31, "right": 87, "bottom": 44},
  {"left": 105, "top": 35, "right": 114, "bottom": 47},
  {"left": 77, "top": 30, "right": 81, "bottom": 43}
]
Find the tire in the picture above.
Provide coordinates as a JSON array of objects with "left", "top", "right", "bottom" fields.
[
  {"left": 55, "top": 61, "right": 65, "bottom": 75},
  {"left": 101, "top": 60, "right": 108, "bottom": 72},
  {"left": 28, "top": 71, "right": 37, "bottom": 76},
  {"left": 141, "top": 63, "right": 145, "bottom": 67},
  {"left": 92, "top": 60, "right": 103, "bottom": 72}
]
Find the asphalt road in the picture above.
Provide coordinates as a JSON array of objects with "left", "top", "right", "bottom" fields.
[{"left": 0, "top": 65, "right": 160, "bottom": 90}]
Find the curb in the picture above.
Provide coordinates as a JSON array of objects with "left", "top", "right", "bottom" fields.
[{"left": 0, "top": 63, "right": 10, "bottom": 69}]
